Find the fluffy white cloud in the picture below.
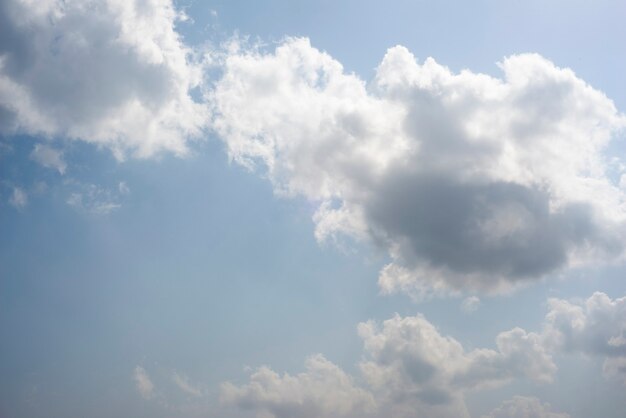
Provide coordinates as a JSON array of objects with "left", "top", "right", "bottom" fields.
[
  {"left": 134, "top": 366, "right": 155, "bottom": 400},
  {"left": 543, "top": 292, "right": 626, "bottom": 383},
  {"left": 222, "top": 313, "right": 555, "bottom": 418},
  {"left": 30, "top": 143, "right": 67, "bottom": 174},
  {"left": 358, "top": 315, "right": 554, "bottom": 417},
  {"left": 212, "top": 37, "right": 626, "bottom": 295},
  {"left": 222, "top": 292, "right": 626, "bottom": 417},
  {"left": 483, "top": 396, "right": 570, "bottom": 418},
  {"left": 0, "top": 0, "right": 207, "bottom": 158},
  {"left": 221, "top": 354, "right": 376, "bottom": 418}
]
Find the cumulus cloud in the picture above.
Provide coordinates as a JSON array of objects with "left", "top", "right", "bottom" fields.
[
  {"left": 133, "top": 366, "right": 155, "bottom": 399},
  {"left": 211, "top": 37, "right": 626, "bottom": 295},
  {"left": 542, "top": 292, "right": 626, "bottom": 383},
  {"left": 0, "top": 0, "right": 207, "bottom": 158},
  {"left": 30, "top": 143, "right": 67, "bottom": 174},
  {"left": 222, "top": 313, "right": 555, "bottom": 418},
  {"left": 358, "top": 315, "right": 554, "bottom": 417},
  {"left": 483, "top": 396, "right": 570, "bottom": 418},
  {"left": 221, "top": 354, "right": 376, "bottom": 418},
  {"left": 222, "top": 292, "right": 626, "bottom": 417}
]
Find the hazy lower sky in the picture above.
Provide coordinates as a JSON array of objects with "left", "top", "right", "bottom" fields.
[{"left": 1, "top": 1, "right": 626, "bottom": 417}]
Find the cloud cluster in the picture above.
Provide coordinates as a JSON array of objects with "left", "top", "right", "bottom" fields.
[
  {"left": 222, "top": 292, "right": 626, "bottom": 418},
  {"left": 222, "top": 313, "right": 556, "bottom": 418},
  {"left": 3, "top": 0, "right": 625, "bottom": 296},
  {"left": 0, "top": 0, "right": 207, "bottom": 158},
  {"left": 543, "top": 292, "right": 626, "bottom": 383},
  {"left": 212, "top": 38, "right": 626, "bottom": 295}
]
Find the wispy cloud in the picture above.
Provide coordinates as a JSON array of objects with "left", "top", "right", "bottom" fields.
[
  {"left": 173, "top": 372, "right": 203, "bottom": 397},
  {"left": 461, "top": 296, "right": 481, "bottom": 313},
  {"left": 133, "top": 366, "right": 154, "bottom": 400},
  {"left": 8, "top": 186, "right": 27, "bottom": 209},
  {"left": 65, "top": 182, "right": 127, "bottom": 215}
]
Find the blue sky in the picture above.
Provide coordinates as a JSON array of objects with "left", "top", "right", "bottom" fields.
[{"left": 1, "top": 1, "right": 626, "bottom": 417}]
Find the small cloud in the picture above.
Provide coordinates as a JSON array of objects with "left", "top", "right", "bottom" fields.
[
  {"left": 461, "top": 296, "right": 481, "bottom": 313},
  {"left": 118, "top": 181, "right": 130, "bottom": 195},
  {"left": 30, "top": 144, "right": 67, "bottom": 174},
  {"left": 133, "top": 366, "right": 154, "bottom": 400},
  {"left": 210, "top": 9, "right": 218, "bottom": 18},
  {"left": 9, "top": 187, "right": 28, "bottom": 209},
  {"left": 66, "top": 183, "right": 124, "bottom": 215},
  {"left": 173, "top": 372, "right": 203, "bottom": 397}
]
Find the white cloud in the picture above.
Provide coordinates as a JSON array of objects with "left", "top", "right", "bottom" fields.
[
  {"left": 223, "top": 313, "right": 555, "bottom": 418},
  {"left": 30, "top": 143, "right": 67, "bottom": 174},
  {"left": 211, "top": 37, "right": 626, "bottom": 295},
  {"left": 222, "top": 291, "right": 626, "bottom": 417},
  {"left": 0, "top": 0, "right": 208, "bottom": 158},
  {"left": 358, "top": 315, "right": 554, "bottom": 417},
  {"left": 173, "top": 372, "right": 203, "bottom": 397},
  {"left": 483, "top": 396, "right": 570, "bottom": 418},
  {"left": 542, "top": 292, "right": 626, "bottom": 383},
  {"left": 461, "top": 296, "right": 481, "bottom": 313},
  {"left": 134, "top": 366, "right": 155, "bottom": 400},
  {"left": 221, "top": 354, "right": 376, "bottom": 418},
  {"left": 8, "top": 186, "right": 27, "bottom": 208}
]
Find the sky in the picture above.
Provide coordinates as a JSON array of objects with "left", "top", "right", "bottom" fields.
[{"left": 1, "top": 1, "right": 626, "bottom": 417}]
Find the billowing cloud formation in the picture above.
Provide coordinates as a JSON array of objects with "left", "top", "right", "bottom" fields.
[
  {"left": 543, "top": 292, "right": 626, "bottom": 383},
  {"left": 222, "top": 313, "right": 555, "bottom": 418},
  {"left": 223, "top": 292, "right": 626, "bottom": 417},
  {"left": 482, "top": 396, "right": 570, "bottom": 418},
  {"left": 212, "top": 38, "right": 626, "bottom": 295},
  {"left": 0, "top": 0, "right": 207, "bottom": 158},
  {"left": 221, "top": 354, "right": 376, "bottom": 418},
  {"left": 358, "top": 315, "right": 554, "bottom": 417}
]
